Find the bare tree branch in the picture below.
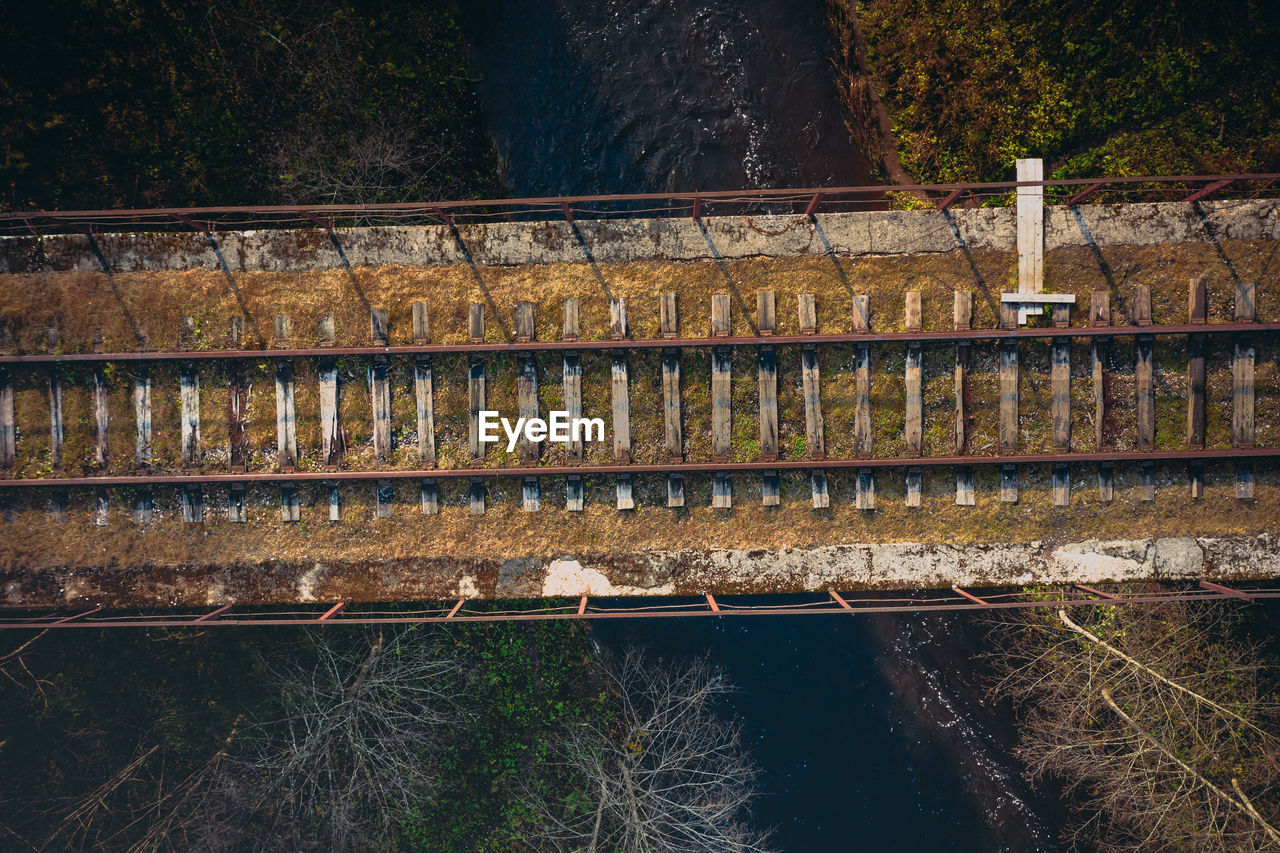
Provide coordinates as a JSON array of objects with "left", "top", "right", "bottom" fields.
[
  {"left": 184, "top": 626, "right": 469, "bottom": 852},
  {"left": 1101, "top": 688, "right": 1280, "bottom": 843},
  {"left": 523, "top": 647, "right": 773, "bottom": 853}
]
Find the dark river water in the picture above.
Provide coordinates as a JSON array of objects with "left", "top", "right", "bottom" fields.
[
  {"left": 462, "top": 0, "right": 869, "bottom": 195},
  {"left": 463, "top": 2, "right": 1063, "bottom": 850}
]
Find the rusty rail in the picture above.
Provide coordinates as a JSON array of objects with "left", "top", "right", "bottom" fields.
[
  {"left": 0, "top": 447, "right": 1276, "bottom": 489},
  {"left": 2, "top": 321, "right": 1278, "bottom": 363}
]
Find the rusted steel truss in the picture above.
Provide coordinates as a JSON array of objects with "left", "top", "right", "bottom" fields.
[
  {"left": 4, "top": 173, "right": 1279, "bottom": 236},
  {"left": 2, "top": 582, "right": 1276, "bottom": 631}
]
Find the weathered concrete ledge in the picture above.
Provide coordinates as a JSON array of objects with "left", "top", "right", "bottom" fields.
[
  {"left": 3, "top": 535, "right": 1275, "bottom": 608},
  {"left": 3, "top": 198, "right": 1276, "bottom": 273}
]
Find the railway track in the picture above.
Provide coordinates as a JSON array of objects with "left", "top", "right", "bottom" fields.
[{"left": 0, "top": 278, "right": 1271, "bottom": 521}]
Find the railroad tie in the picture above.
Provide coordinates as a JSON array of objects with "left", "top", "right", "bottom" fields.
[
  {"left": 1134, "top": 286, "right": 1155, "bottom": 451},
  {"left": 280, "top": 485, "right": 300, "bottom": 522},
  {"left": 47, "top": 324, "right": 63, "bottom": 472},
  {"left": 1091, "top": 291, "right": 1112, "bottom": 501},
  {"left": 1235, "top": 280, "right": 1257, "bottom": 499},
  {"left": 93, "top": 362, "right": 109, "bottom": 470},
  {"left": 611, "top": 297, "right": 632, "bottom": 510},
  {"left": 661, "top": 292, "right": 684, "bottom": 506},
  {"left": 563, "top": 299, "right": 585, "bottom": 512},
  {"left": 370, "top": 308, "right": 392, "bottom": 461},
  {"left": 179, "top": 317, "right": 201, "bottom": 469},
  {"left": 325, "top": 482, "right": 339, "bottom": 522},
  {"left": 758, "top": 289, "right": 778, "bottom": 506},
  {"left": 0, "top": 324, "right": 12, "bottom": 472},
  {"left": 318, "top": 315, "right": 342, "bottom": 470},
  {"left": 953, "top": 292, "right": 973, "bottom": 505},
  {"left": 376, "top": 479, "right": 394, "bottom": 518},
  {"left": 420, "top": 479, "right": 439, "bottom": 516},
  {"left": 515, "top": 302, "right": 540, "bottom": 466},
  {"left": 904, "top": 291, "right": 922, "bottom": 460},
  {"left": 275, "top": 314, "right": 298, "bottom": 471},
  {"left": 227, "top": 317, "right": 248, "bottom": 474}
]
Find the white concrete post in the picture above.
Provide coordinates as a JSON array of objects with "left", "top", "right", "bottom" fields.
[{"left": 1016, "top": 157, "right": 1044, "bottom": 296}]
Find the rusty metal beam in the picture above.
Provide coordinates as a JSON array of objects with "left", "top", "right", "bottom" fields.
[
  {"left": 1075, "top": 584, "right": 1119, "bottom": 600},
  {"left": 935, "top": 188, "right": 965, "bottom": 211},
  {"left": 4, "top": 321, "right": 1278, "bottom": 367},
  {"left": 50, "top": 606, "right": 103, "bottom": 625},
  {"left": 829, "top": 590, "right": 853, "bottom": 610},
  {"left": 1067, "top": 181, "right": 1107, "bottom": 205},
  {"left": 169, "top": 213, "right": 211, "bottom": 233},
  {"left": 952, "top": 586, "right": 988, "bottom": 605},
  {"left": 318, "top": 601, "right": 346, "bottom": 622},
  {"left": 193, "top": 604, "right": 232, "bottom": 623},
  {"left": 0, "top": 446, "right": 1275, "bottom": 491},
  {"left": 7, "top": 584, "right": 1278, "bottom": 631},
  {"left": 804, "top": 192, "right": 824, "bottom": 216},
  {"left": 5, "top": 173, "right": 1276, "bottom": 229},
  {"left": 577, "top": 594, "right": 588, "bottom": 616},
  {"left": 1183, "top": 179, "right": 1234, "bottom": 204},
  {"left": 1199, "top": 579, "right": 1252, "bottom": 602}
]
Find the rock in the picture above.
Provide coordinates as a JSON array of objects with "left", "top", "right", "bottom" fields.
[
  {"left": 495, "top": 557, "right": 544, "bottom": 597},
  {"left": 1050, "top": 539, "right": 1150, "bottom": 582},
  {"left": 540, "top": 559, "right": 675, "bottom": 597},
  {"left": 1152, "top": 537, "right": 1204, "bottom": 578}
]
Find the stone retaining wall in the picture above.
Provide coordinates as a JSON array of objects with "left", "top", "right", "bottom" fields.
[
  {"left": 4, "top": 534, "right": 1277, "bottom": 607},
  {"left": 3, "top": 198, "right": 1277, "bottom": 274}
]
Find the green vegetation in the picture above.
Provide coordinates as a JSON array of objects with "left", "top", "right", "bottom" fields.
[
  {"left": 397, "top": 619, "right": 613, "bottom": 852},
  {"left": 832, "top": 0, "right": 1280, "bottom": 185},
  {"left": 0, "top": 0, "right": 500, "bottom": 209},
  {"left": 0, "top": 619, "right": 613, "bottom": 851}
]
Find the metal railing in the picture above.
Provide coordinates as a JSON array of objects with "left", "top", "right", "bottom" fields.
[
  {"left": 1, "top": 582, "right": 1276, "bottom": 631},
  {"left": 3, "top": 173, "right": 1280, "bottom": 237}
]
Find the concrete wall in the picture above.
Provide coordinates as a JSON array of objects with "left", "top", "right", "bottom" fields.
[
  {"left": 3, "top": 198, "right": 1277, "bottom": 274},
  {"left": 3, "top": 534, "right": 1277, "bottom": 608}
]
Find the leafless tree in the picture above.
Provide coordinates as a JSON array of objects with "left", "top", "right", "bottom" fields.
[
  {"left": 987, "top": 594, "right": 1280, "bottom": 852},
  {"left": 271, "top": 120, "right": 466, "bottom": 206},
  {"left": 524, "top": 647, "right": 773, "bottom": 853},
  {"left": 181, "top": 626, "right": 470, "bottom": 852},
  {"left": 200, "top": 1, "right": 489, "bottom": 206}
]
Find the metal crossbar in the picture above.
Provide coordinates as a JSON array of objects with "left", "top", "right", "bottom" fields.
[{"left": 2, "top": 582, "right": 1276, "bottom": 631}]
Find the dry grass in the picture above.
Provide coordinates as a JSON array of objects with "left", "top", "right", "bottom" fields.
[
  {"left": 1, "top": 238, "right": 1277, "bottom": 579},
  {"left": 0, "top": 467, "right": 1276, "bottom": 572}
]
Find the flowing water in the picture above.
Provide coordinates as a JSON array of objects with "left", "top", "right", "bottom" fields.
[
  {"left": 462, "top": 0, "right": 869, "bottom": 196},
  {"left": 463, "top": 2, "right": 1063, "bottom": 849}
]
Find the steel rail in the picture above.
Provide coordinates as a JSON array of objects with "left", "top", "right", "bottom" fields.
[
  {"left": 1, "top": 586, "right": 1277, "bottom": 631},
  {"left": 1, "top": 321, "right": 1276, "bottom": 364},
  {"left": 1, "top": 447, "right": 1275, "bottom": 488},
  {"left": 5, "top": 173, "right": 1279, "bottom": 229}
]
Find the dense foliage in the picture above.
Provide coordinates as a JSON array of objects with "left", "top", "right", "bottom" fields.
[
  {"left": 833, "top": 0, "right": 1280, "bottom": 184},
  {"left": 0, "top": 0, "right": 500, "bottom": 209}
]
